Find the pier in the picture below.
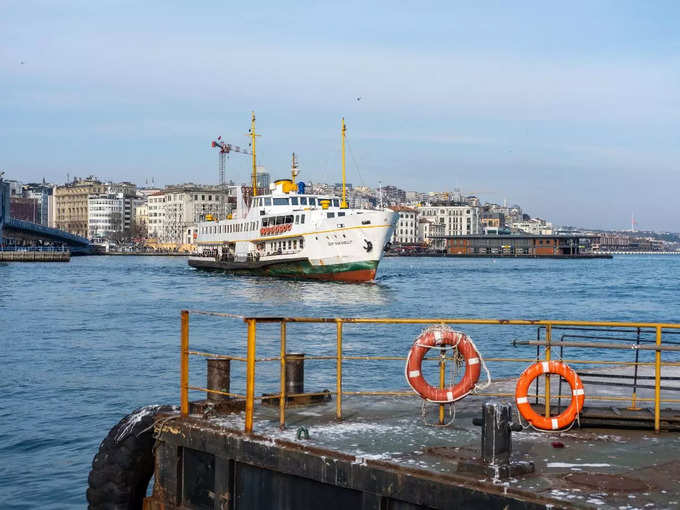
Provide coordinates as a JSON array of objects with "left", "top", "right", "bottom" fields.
[
  {"left": 0, "top": 247, "right": 70, "bottom": 262},
  {"left": 136, "top": 312, "right": 680, "bottom": 509}
]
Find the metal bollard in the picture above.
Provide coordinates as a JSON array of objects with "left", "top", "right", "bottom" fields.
[
  {"left": 285, "top": 353, "right": 305, "bottom": 396},
  {"left": 207, "top": 359, "right": 231, "bottom": 402},
  {"left": 458, "top": 402, "right": 534, "bottom": 479}
]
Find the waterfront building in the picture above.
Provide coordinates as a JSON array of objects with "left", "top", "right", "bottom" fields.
[
  {"left": 147, "top": 185, "right": 231, "bottom": 244},
  {"left": 388, "top": 206, "right": 418, "bottom": 244},
  {"left": 54, "top": 177, "right": 136, "bottom": 237},
  {"left": 88, "top": 193, "right": 125, "bottom": 239},
  {"left": 440, "top": 234, "right": 591, "bottom": 257},
  {"left": 416, "top": 203, "right": 481, "bottom": 237}
]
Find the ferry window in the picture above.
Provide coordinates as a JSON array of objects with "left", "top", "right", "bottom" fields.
[
  {"left": 338, "top": 212, "right": 345, "bottom": 217},
  {"left": 264, "top": 197, "right": 272, "bottom": 206},
  {"left": 291, "top": 197, "right": 299, "bottom": 205},
  {"left": 293, "top": 240, "right": 297, "bottom": 249},
  {"left": 300, "top": 238, "right": 304, "bottom": 248},
  {"left": 333, "top": 199, "right": 339, "bottom": 207},
  {"left": 273, "top": 198, "right": 289, "bottom": 206},
  {"left": 301, "top": 214, "right": 305, "bottom": 224},
  {"left": 287, "top": 240, "right": 291, "bottom": 250},
  {"left": 285, "top": 215, "right": 293, "bottom": 223},
  {"left": 295, "top": 215, "right": 299, "bottom": 224},
  {"left": 327, "top": 212, "right": 335, "bottom": 218},
  {"left": 300, "top": 197, "right": 308, "bottom": 205}
]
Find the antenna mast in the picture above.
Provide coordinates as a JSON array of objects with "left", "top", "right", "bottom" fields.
[
  {"left": 291, "top": 153, "right": 299, "bottom": 185},
  {"left": 341, "top": 118, "right": 348, "bottom": 208}
]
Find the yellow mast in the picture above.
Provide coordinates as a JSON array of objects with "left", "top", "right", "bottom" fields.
[
  {"left": 341, "top": 117, "right": 347, "bottom": 208},
  {"left": 291, "top": 152, "right": 298, "bottom": 185},
  {"left": 249, "top": 111, "right": 260, "bottom": 196}
]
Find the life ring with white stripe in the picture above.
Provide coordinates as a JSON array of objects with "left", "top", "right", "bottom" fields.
[
  {"left": 515, "top": 361, "right": 585, "bottom": 430},
  {"left": 405, "top": 327, "right": 481, "bottom": 403}
]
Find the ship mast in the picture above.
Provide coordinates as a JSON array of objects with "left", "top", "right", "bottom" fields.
[
  {"left": 291, "top": 152, "right": 299, "bottom": 185},
  {"left": 249, "top": 112, "right": 260, "bottom": 196},
  {"left": 341, "top": 117, "right": 348, "bottom": 208}
]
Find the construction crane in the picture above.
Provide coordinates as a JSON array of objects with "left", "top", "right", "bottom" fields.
[{"left": 211, "top": 136, "right": 250, "bottom": 188}]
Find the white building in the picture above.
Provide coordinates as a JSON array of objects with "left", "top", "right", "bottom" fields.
[
  {"left": 388, "top": 206, "right": 418, "bottom": 244},
  {"left": 88, "top": 193, "right": 125, "bottom": 239},
  {"left": 512, "top": 218, "right": 553, "bottom": 235},
  {"left": 147, "top": 186, "right": 231, "bottom": 244},
  {"left": 416, "top": 204, "right": 481, "bottom": 239}
]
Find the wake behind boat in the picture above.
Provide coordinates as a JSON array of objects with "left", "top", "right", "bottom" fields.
[{"left": 188, "top": 115, "right": 397, "bottom": 282}]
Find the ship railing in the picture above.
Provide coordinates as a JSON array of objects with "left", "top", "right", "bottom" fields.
[{"left": 179, "top": 311, "right": 680, "bottom": 434}]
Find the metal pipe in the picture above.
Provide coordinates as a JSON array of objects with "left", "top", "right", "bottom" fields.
[
  {"left": 279, "top": 321, "right": 287, "bottom": 430},
  {"left": 336, "top": 319, "right": 343, "bottom": 420},
  {"left": 655, "top": 326, "right": 662, "bottom": 433},
  {"left": 631, "top": 327, "right": 641, "bottom": 410},
  {"left": 285, "top": 354, "right": 305, "bottom": 395},
  {"left": 245, "top": 319, "right": 256, "bottom": 433},
  {"left": 180, "top": 310, "right": 189, "bottom": 416},
  {"left": 514, "top": 340, "right": 680, "bottom": 351}
]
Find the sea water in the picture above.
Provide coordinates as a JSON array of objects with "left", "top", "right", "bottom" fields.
[{"left": 1, "top": 255, "right": 679, "bottom": 508}]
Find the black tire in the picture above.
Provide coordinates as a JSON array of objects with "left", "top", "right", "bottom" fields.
[{"left": 87, "top": 405, "right": 174, "bottom": 510}]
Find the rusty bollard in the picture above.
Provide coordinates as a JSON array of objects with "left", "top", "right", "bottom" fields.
[
  {"left": 457, "top": 402, "right": 534, "bottom": 479},
  {"left": 207, "top": 359, "right": 231, "bottom": 402},
  {"left": 285, "top": 353, "right": 305, "bottom": 396}
]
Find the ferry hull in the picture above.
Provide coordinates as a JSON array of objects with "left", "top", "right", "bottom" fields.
[{"left": 188, "top": 258, "right": 379, "bottom": 282}]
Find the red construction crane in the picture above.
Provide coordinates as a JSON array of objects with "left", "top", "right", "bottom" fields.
[{"left": 211, "top": 136, "right": 250, "bottom": 188}]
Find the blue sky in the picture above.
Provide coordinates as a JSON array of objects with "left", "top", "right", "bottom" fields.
[{"left": 2, "top": 1, "right": 679, "bottom": 230}]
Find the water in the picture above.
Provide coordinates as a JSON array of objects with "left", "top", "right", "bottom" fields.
[{"left": 1, "top": 255, "right": 679, "bottom": 508}]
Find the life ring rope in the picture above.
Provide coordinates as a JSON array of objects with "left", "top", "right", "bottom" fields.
[{"left": 405, "top": 325, "right": 491, "bottom": 403}]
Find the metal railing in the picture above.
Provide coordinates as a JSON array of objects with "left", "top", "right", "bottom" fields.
[{"left": 179, "top": 311, "right": 680, "bottom": 433}]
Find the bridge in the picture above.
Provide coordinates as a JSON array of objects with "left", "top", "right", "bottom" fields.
[{"left": 0, "top": 180, "right": 93, "bottom": 254}]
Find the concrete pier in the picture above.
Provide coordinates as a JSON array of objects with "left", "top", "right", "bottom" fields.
[{"left": 0, "top": 250, "right": 70, "bottom": 262}]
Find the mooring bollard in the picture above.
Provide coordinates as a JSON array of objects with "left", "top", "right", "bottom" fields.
[
  {"left": 457, "top": 402, "right": 534, "bottom": 479},
  {"left": 207, "top": 358, "right": 231, "bottom": 402},
  {"left": 286, "top": 353, "right": 305, "bottom": 396}
]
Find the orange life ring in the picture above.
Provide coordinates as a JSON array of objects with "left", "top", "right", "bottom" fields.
[
  {"left": 515, "top": 361, "right": 585, "bottom": 430},
  {"left": 405, "top": 327, "right": 481, "bottom": 403},
  {"left": 260, "top": 228, "right": 266, "bottom": 236}
]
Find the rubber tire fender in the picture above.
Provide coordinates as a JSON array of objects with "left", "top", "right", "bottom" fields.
[{"left": 87, "top": 405, "right": 173, "bottom": 510}]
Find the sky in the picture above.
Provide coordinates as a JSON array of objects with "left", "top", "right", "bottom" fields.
[{"left": 1, "top": 1, "right": 679, "bottom": 231}]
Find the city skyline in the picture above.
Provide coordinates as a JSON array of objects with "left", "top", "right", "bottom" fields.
[{"left": 2, "top": 2, "right": 679, "bottom": 231}]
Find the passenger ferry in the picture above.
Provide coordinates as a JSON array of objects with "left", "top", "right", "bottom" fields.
[{"left": 188, "top": 115, "right": 397, "bottom": 282}]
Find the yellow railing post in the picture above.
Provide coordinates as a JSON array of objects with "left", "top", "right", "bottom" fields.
[
  {"left": 336, "top": 319, "right": 343, "bottom": 420},
  {"left": 180, "top": 310, "right": 189, "bottom": 416},
  {"left": 245, "top": 319, "right": 257, "bottom": 433},
  {"left": 544, "top": 323, "right": 552, "bottom": 418},
  {"left": 279, "top": 320, "right": 287, "bottom": 430},
  {"left": 439, "top": 351, "right": 446, "bottom": 425},
  {"left": 654, "top": 325, "right": 662, "bottom": 433}
]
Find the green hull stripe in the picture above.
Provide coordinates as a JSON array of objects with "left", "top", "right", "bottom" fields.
[{"left": 192, "top": 258, "right": 378, "bottom": 277}]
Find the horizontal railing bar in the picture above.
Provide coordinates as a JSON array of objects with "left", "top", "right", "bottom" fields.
[
  {"left": 186, "top": 310, "right": 245, "bottom": 319},
  {"left": 515, "top": 340, "right": 680, "bottom": 351},
  {"left": 189, "top": 351, "right": 248, "bottom": 362},
  {"left": 242, "top": 317, "right": 680, "bottom": 329},
  {"left": 188, "top": 386, "right": 246, "bottom": 398}
]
